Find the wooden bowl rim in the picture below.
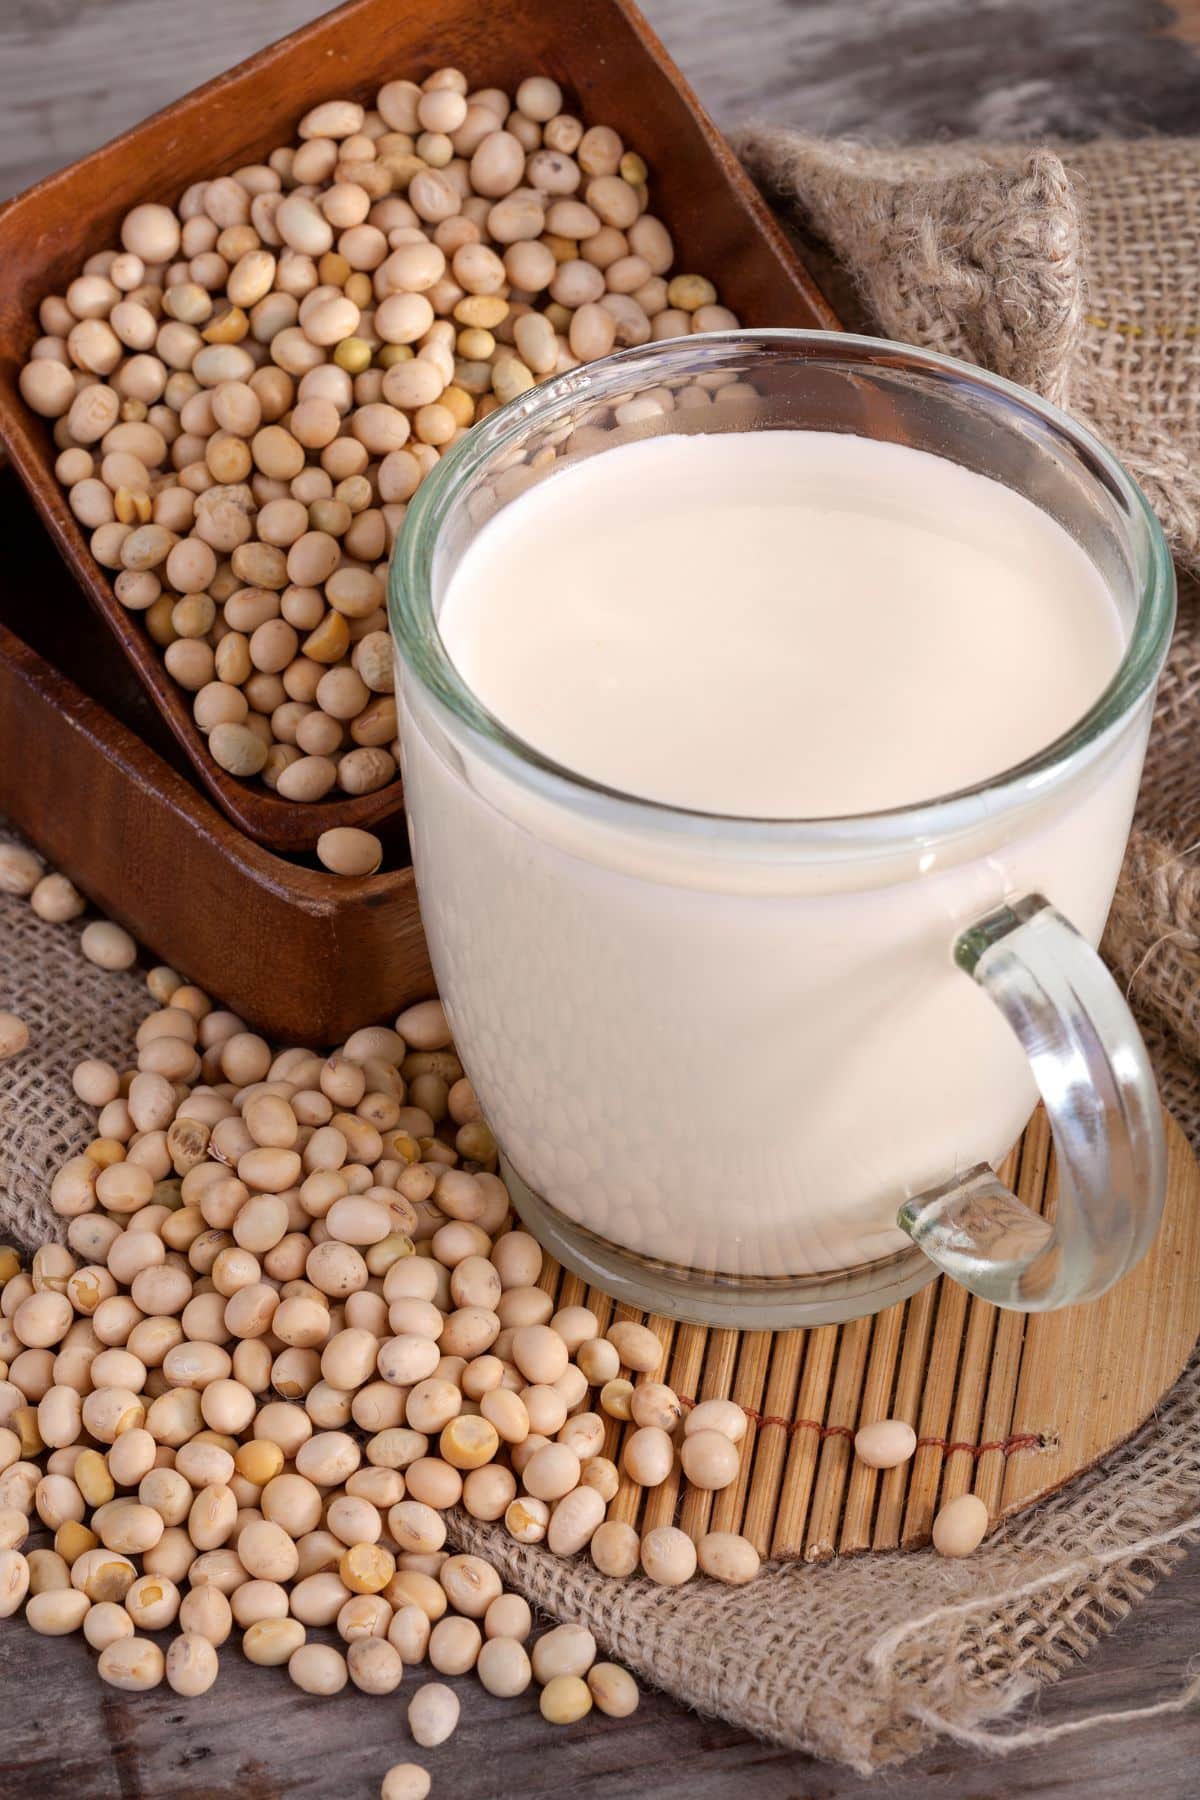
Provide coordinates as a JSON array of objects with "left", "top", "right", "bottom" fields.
[
  {"left": 0, "top": 0, "right": 837, "bottom": 853},
  {"left": 0, "top": 608, "right": 415, "bottom": 912}
]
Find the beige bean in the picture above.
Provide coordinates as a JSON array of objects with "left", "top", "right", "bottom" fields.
[
  {"left": 461, "top": 1463, "right": 515, "bottom": 1523},
  {"left": 244, "top": 1616, "right": 306, "bottom": 1665},
  {"left": 520, "top": 1385, "right": 567, "bottom": 1436},
  {"left": 575, "top": 1336, "right": 620, "bottom": 1385},
  {"left": 31, "top": 874, "right": 86, "bottom": 924},
  {"left": 479, "top": 1387, "right": 528, "bottom": 1446},
  {"left": 28, "top": 1587, "right": 92, "bottom": 1635},
  {"left": 557, "top": 1411, "right": 605, "bottom": 1465},
  {"left": 630, "top": 1381, "right": 682, "bottom": 1432},
  {"left": 83, "top": 1598, "right": 135, "bottom": 1649},
  {"left": 178, "top": 1583, "right": 234, "bottom": 1644},
  {"left": 405, "top": 1378, "right": 461, "bottom": 1435},
  {"left": 289, "top": 1641, "right": 348, "bottom": 1695},
  {"left": 237, "top": 1518, "right": 300, "bottom": 1582},
  {"left": 606, "top": 1320, "right": 661, "bottom": 1372},
  {"left": 546, "top": 1482, "right": 606, "bottom": 1556},
  {"left": 165, "top": 1632, "right": 219, "bottom": 1696},
  {"left": 854, "top": 1418, "right": 917, "bottom": 1469},
  {"left": 81, "top": 921, "right": 137, "bottom": 972},
  {"left": 407, "top": 1680, "right": 459, "bottom": 1746},
  {"left": 14, "top": 1291, "right": 73, "bottom": 1349},
  {"left": 511, "top": 1324, "right": 568, "bottom": 1385},
  {"left": 188, "top": 1483, "right": 237, "bottom": 1550},
  {"left": 932, "top": 1493, "right": 990, "bottom": 1558},
  {"left": 393, "top": 999, "right": 451, "bottom": 1050},
  {"left": 96, "top": 1634, "right": 164, "bottom": 1689},
  {"left": 295, "top": 1430, "right": 360, "bottom": 1486},
  {"left": 640, "top": 1524, "right": 697, "bottom": 1586},
  {"left": 429, "top": 1613, "right": 481, "bottom": 1675},
  {"left": 588, "top": 1662, "right": 640, "bottom": 1717},
  {"left": 696, "top": 1531, "right": 761, "bottom": 1586},
  {"left": 469, "top": 1633, "right": 529, "bottom": 1701},
  {"left": 436, "top": 1551, "right": 501, "bottom": 1619},
  {"left": 589, "top": 1518, "right": 640, "bottom": 1578},
  {"left": 124, "top": 1572, "right": 181, "bottom": 1631},
  {"left": 679, "top": 1429, "right": 740, "bottom": 1491},
  {"left": 622, "top": 1425, "right": 674, "bottom": 1488},
  {"left": 402, "top": 1459, "right": 460, "bottom": 1512},
  {"left": 580, "top": 1457, "right": 620, "bottom": 1505},
  {"left": 683, "top": 1398, "right": 748, "bottom": 1443},
  {"left": 381, "top": 1765, "right": 432, "bottom": 1800},
  {"left": 0, "top": 1509, "right": 28, "bottom": 1551},
  {"left": 518, "top": 1437, "right": 581, "bottom": 1515},
  {"left": 347, "top": 1635, "right": 404, "bottom": 1695},
  {"left": 540, "top": 1673, "right": 593, "bottom": 1725},
  {"left": 478, "top": 1595, "right": 530, "bottom": 1649}
]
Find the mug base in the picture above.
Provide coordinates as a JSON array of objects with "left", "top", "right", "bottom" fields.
[{"left": 501, "top": 1157, "right": 940, "bottom": 1327}]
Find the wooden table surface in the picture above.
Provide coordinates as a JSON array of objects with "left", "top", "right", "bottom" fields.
[{"left": 3, "top": 2, "right": 1200, "bottom": 1795}]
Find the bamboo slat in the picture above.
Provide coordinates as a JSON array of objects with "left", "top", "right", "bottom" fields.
[
  {"left": 525, "top": 1109, "right": 1199, "bottom": 1560},
  {"left": 839, "top": 1301, "right": 905, "bottom": 1552},
  {"left": 769, "top": 1324, "right": 839, "bottom": 1556},
  {"left": 739, "top": 1331, "right": 806, "bottom": 1556},
  {"left": 708, "top": 1330, "right": 772, "bottom": 1537}
]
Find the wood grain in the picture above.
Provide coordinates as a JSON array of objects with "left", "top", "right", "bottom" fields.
[
  {"left": 0, "top": 0, "right": 834, "bottom": 852},
  {"left": 0, "top": 469, "right": 434, "bottom": 1043},
  {"left": 4, "top": 1561, "right": 1199, "bottom": 1800},
  {"left": 2, "top": 3, "right": 1199, "bottom": 1794}
]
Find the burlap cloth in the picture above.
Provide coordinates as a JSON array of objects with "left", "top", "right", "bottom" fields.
[{"left": 3, "top": 134, "right": 1200, "bottom": 1777}]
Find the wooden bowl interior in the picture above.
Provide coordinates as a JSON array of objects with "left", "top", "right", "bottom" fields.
[{"left": 0, "top": 0, "right": 834, "bottom": 851}]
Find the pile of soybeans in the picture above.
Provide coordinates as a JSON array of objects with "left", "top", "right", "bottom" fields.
[
  {"left": 17, "top": 64, "right": 738, "bottom": 810},
  {"left": 0, "top": 837, "right": 990, "bottom": 1796}
]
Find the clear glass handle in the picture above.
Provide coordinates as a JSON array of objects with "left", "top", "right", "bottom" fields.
[{"left": 898, "top": 895, "right": 1166, "bottom": 1310}]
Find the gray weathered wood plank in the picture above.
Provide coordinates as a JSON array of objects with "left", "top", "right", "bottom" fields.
[
  {"left": 2, "top": 1549, "right": 1199, "bottom": 1798},
  {"left": 1, "top": 2, "right": 1199, "bottom": 1794}
]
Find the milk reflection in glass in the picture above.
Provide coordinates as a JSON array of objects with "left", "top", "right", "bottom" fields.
[{"left": 403, "top": 431, "right": 1135, "bottom": 1277}]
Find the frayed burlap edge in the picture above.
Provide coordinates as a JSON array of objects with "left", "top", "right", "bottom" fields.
[
  {"left": 734, "top": 131, "right": 1200, "bottom": 573},
  {"left": 450, "top": 1347, "right": 1200, "bottom": 1773},
  {"left": 737, "top": 134, "right": 1084, "bottom": 405}
]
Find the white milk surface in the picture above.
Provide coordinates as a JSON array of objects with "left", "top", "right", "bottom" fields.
[
  {"left": 438, "top": 431, "right": 1124, "bottom": 817},
  {"left": 403, "top": 429, "right": 1142, "bottom": 1279}
]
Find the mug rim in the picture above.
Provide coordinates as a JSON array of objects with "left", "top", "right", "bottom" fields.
[{"left": 388, "top": 329, "right": 1176, "bottom": 846}]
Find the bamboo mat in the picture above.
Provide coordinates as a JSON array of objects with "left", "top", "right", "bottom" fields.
[{"left": 531, "top": 1107, "right": 1200, "bottom": 1560}]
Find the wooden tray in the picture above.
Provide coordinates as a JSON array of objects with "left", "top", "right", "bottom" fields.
[
  {"left": 0, "top": 467, "right": 433, "bottom": 1044},
  {"left": 0, "top": 0, "right": 837, "bottom": 854},
  {"left": 531, "top": 1106, "right": 1200, "bottom": 1557}
]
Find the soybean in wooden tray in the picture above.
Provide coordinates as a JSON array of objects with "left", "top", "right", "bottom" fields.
[
  {"left": 0, "top": 0, "right": 834, "bottom": 854},
  {"left": 0, "top": 468, "right": 432, "bottom": 1045}
]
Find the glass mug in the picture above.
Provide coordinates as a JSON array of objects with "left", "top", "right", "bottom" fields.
[{"left": 389, "top": 332, "right": 1176, "bottom": 1327}]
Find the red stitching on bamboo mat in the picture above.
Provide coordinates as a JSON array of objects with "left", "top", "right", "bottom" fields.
[
  {"left": 678, "top": 1395, "right": 1043, "bottom": 1455},
  {"left": 923, "top": 1434, "right": 1044, "bottom": 1457}
]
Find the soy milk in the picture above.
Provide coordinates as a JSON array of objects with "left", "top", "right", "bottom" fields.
[
  {"left": 438, "top": 433, "right": 1124, "bottom": 816},
  {"left": 400, "top": 430, "right": 1139, "bottom": 1278}
]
